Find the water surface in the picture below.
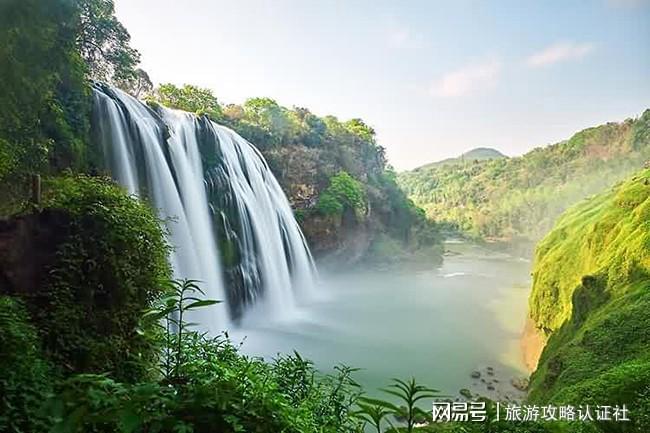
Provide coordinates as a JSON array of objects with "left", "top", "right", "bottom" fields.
[{"left": 232, "top": 242, "right": 531, "bottom": 399}]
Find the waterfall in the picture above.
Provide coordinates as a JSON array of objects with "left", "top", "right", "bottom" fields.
[{"left": 91, "top": 84, "right": 316, "bottom": 331}]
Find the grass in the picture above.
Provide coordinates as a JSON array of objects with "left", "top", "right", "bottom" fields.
[{"left": 527, "top": 168, "right": 650, "bottom": 432}]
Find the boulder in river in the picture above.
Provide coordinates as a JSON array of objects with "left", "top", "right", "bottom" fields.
[{"left": 511, "top": 377, "right": 530, "bottom": 391}]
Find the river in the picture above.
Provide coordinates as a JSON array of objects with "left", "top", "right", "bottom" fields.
[{"left": 231, "top": 240, "right": 532, "bottom": 400}]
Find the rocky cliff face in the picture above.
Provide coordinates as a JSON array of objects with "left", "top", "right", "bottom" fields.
[
  {"left": 261, "top": 143, "right": 408, "bottom": 264},
  {"left": 0, "top": 210, "right": 71, "bottom": 297}
]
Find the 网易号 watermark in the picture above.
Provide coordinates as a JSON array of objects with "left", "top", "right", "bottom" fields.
[{"left": 432, "top": 401, "right": 630, "bottom": 423}]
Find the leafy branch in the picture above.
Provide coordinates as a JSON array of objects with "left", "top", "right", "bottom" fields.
[{"left": 141, "top": 279, "right": 220, "bottom": 381}]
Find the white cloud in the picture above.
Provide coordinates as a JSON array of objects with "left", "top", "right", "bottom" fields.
[
  {"left": 526, "top": 42, "right": 594, "bottom": 68},
  {"left": 430, "top": 59, "right": 502, "bottom": 98}
]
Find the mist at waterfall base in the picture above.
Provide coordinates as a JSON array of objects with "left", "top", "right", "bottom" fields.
[
  {"left": 232, "top": 242, "right": 532, "bottom": 398},
  {"left": 92, "top": 84, "right": 316, "bottom": 332},
  {"left": 92, "top": 84, "right": 531, "bottom": 397}
]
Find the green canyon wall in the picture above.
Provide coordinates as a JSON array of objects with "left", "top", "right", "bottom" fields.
[{"left": 525, "top": 168, "right": 650, "bottom": 431}]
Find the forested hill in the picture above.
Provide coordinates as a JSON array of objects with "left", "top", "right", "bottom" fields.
[
  {"left": 415, "top": 147, "right": 506, "bottom": 170},
  {"left": 397, "top": 112, "right": 650, "bottom": 243}
]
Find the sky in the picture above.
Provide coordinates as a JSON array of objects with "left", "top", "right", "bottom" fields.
[{"left": 114, "top": 0, "right": 650, "bottom": 170}]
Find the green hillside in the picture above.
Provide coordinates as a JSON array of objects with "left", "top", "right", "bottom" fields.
[
  {"left": 398, "top": 114, "right": 650, "bottom": 243},
  {"left": 415, "top": 147, "right": 506, "bottom": 170},
  {"left": 527, "top": 168, "right": 650, "bottom": 431}
]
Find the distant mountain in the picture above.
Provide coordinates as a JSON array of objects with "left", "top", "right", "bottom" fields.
[
  {"left": 415, "top": 147, "right": 506, "bottom": 170},
  {"left": 398, "top": 110, "right": 650, "bottom": 243}
]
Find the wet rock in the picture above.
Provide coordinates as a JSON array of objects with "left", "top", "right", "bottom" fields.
[
  {"left": 460, "top": 389, "right": 472, "bottom": 399},
  {"left": 511, "top": 377, "right": 530, "bottom": 392},
  {"left": 487, "top": 384, "right": 495, "bottom": 391},
  {"left": 471, "top": 371, "right": 481, "bottom": 379}
]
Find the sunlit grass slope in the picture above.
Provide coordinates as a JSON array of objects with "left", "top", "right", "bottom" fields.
[{"left": 528, "top": 168, "right": 650, "bottom": 430}]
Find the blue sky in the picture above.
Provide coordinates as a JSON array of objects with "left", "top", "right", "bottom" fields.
[{"left": 114, "top": 0, "right": 650, "bottom": 170}]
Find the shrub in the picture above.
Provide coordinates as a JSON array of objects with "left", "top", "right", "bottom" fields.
[
  {"left": 317, "top": 171, "right": 366, "bottom": 217},
  {"left": 0, "top": 296, "right": 53, "bottom": 433},
  {"left": 21, "top": 175, "right": 171, "bottom": 381},
  {"left": 50, "top": 280, "right": 364, "bottom": 433}
]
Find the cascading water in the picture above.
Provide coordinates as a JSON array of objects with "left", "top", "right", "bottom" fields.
[{"left": 91, "top": 84, "right": 316, "bottom": 331}]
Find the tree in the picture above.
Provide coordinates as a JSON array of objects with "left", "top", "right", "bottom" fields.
[
  {"left": 345, "top": 118, "right": 376, "bottom": 143},
  {"left": 128, "top": 68, "right": 153, "bottom": 98},
  {"left": 223, "top": 104, "right": 245, "bottom": 121},
  {"left": 292, "top": 107, "right": 326, "bottom": 147},
  {"left": 76, "top": 0, "right": 140, "bottom": 85},
  {"left": 243, "top": 97, "right": 299, "bottom": 146},
  {"left": 0, "top": 0, "right": 88, "bottom": 182},
  {"left": 316, "top": 171, "right": 366, "bottom": 217},
  {"left": 155, "top": 83, "right": 224, "bottom": 120}
]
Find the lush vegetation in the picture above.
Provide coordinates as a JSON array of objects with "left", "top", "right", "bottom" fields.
[
  {"left": 0, "top": 0, "right": 88, "bottom": 208},
  {"left": 36, "top": 176, "right": 171, "bottom": 380},
  {"left": 526, "top": 168, "right": 650, "bottom": 432},
  {"left": 1, "top": 1, "right": 648, "bottom": 433},
  {"left": 0, "top": 2, "right": 439, "bottom": 431},
  {"left": 0, "top": 296, "right": 54, "bottom": 433},
  {"left": 0, "top": 178, "right": 364, "bottom": 433},
  {"left": 398, "top": 115, "right": 650, "bottom": 243},
  {"left": 150, "top": 83, "right": 440, "bottom": 262},
  {"left": 316, "top": 171, "right": 367, "bottom": 217},
  {"left": 0, "top": 0, "right": 149, "bottom": 213},
  {"left": 0, "top": 0, "right": 439, "bottom": 262}
]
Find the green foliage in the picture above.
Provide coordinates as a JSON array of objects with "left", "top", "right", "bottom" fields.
[
  {"left": 529, "top": 169, "right": 650, "bottom": 334},
  {"left": 141, "top": 279, "right": 221, "bottom": 381},
  {"left": 0, "top": 0, "right": 145, "bottom": 210},
  {"left": 149, "top": 81, "right": 433, "bottom": 258},
  {"left": 21, "top": 175, "right": 171, "bottom": 381},
  {"left": 317, "top": 190, "right": 345, "bottom": 215},
  {"left": 154, "top": 83, "right": 224, "bottom": 121},
  {"left": 527, "top": 169, "right": 650, "bottom": 432},
  {"left": 0, "top": 138, "right": 17, "bottom": 180},
  {"left": 0, "top": 296, "right": 54, "bottom": 433},
  {"left": 76, "top": 0, "right": 141, "bottom": 87},
  {"left": 379, "top": 378, "right": 441, "bottom": 433},
  {"left": 0, "top": 0, "right": 90, "bottom": 184},
  {"left": 344, "top": 118, "right": 376, "bottom": 143},
  {"left": 416, "top": 147, "right": 506, "bottom": 171},
  {"left": 398, "top": 113, "right": 650, "bottom": 242},
  {"left": 355, "top": 400, "right": 392, "bottom": 433},
  {"left": 48, "top": 278, "right": 365, "bottom": 433},
  {"left": 241, "top": 97, "right": 299, "bottom": 147},
  {"left": 317, "top": 171, "right": 366, "bottom": 217}
]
